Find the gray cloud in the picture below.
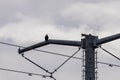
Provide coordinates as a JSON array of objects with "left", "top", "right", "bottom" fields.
[
  {"left": 0, "top": 0, "right": 120, "bottom": 43},
  {"left": 0, "top": 0, "right": 118, "bottom": 26},
  {"left": 0, "top": 0, "right": 79, "bottom": 26},
  {"left": 0, "top": 0, "right": 120, "bottom": 80}
]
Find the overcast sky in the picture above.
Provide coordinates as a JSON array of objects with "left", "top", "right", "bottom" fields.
[{"left": 0, "top": 0, "right": 120, "bottom": 80}]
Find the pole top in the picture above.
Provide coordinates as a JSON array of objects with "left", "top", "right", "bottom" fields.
[{"left": 81, "top": 34, "right": 98, "bottom": 49}]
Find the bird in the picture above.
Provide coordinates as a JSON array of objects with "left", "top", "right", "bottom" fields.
[{"left": 45, "top": 34, "right": 49, "bottom": 41}]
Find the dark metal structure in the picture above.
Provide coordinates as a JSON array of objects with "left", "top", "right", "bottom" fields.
[{"left": 18, "top": 33, "right": 120, "bottom": 80}]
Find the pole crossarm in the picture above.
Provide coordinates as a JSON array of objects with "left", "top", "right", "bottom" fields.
[
  {"left": 18, "top": 33, "right": 120, "bottom": 54},
  {"left": 97, "top": 33, "right": 120, "bottom": 45},
  {"left": 48, "top": 39, "right": 81, "bottom": 47},
  {"left": 18, "top": 41, "right": 49, "bottom": 53},
  {"left": 18, "top": 39, "right": 81, "bottom": 54}
]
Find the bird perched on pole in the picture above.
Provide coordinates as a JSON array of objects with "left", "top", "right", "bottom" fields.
[{"left": 45, "top": 34, "right": 49, "bottom": 41}]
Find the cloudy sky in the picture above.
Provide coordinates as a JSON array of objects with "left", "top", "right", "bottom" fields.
[{"left": 0, "top": 0, "right": 120, "bottom": 80}]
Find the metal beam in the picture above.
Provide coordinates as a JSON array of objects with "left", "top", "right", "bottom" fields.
[
  {"left": 48, "top": 39, "right": 81, "bottom": 47},
  {"left": 18, "top": 41, "right": 49, "bottom": 53},
  {"left": 18, "top": 39, "right": 81, "bottom": 54},
  {"left": 18, "top": 33, "right": 120, "bottom": 54},
  {"left": 97, "top": 33, "right": 120, "bottom": 45}
]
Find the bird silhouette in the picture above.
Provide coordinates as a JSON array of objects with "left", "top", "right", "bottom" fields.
[{"left": 45, "top": 34, "right": 49, "bottom": 41}]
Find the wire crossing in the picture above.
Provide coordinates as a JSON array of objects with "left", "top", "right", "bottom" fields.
[
  {"left": 0, "top": 41, "right": 81, "bottom": 60},
  {"left": 17, "top": 33, "right": 120, "bottom": 80},
  {"left": 20, "top": 48, "right": 81, "bottom": 80},
  {"left": 1, "top": 33, "right": 120, "bottom": 80},
  {"left": 21, "top": 54, "right": 51, "bottom": 74},
  {"left": 0, "top": 41, "right": 120, "bottom": 68},
  {"left": 52, "top": 48, "right": 81, "bottom": 73},
  {"left": 20, "top": 54, "right": 56, "bottom": 80}
]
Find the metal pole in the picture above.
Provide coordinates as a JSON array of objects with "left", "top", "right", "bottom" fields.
[
  {"left": 97, "top": 33, "right": 120, "bottom": 45},
  {"left": 81, "top": 34, "right": 98, "bottom": 80}
]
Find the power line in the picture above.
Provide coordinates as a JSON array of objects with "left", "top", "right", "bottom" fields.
[
  {"left": 0, "top": 42, "right": 22, "bottom": 47},
  {"left": 22, "top": 55, "right": 57, "bottom": 80},
  {"left": 0, "top": 41, "right": 81, "bottom": 60},
  {"left": 52, "top": 48, "right": 81, "bottom": 73},
  {"left": 21, "top": 54, "right": 56, "bottom": 80},
  {"left": 0, "top": 41, "right": 120, "bottom": 68},
  {"left": 0, "top": 67, "right": 56, "bottom": 79},
  {"left": 97, "top": 61, "right": 120, "bottom": 67},
  {"left": 19, "top": 49, "right": 81, "bottom": 80},
  {"left": 0, "top": 67, "right": 49, "bottom": 77},
  {"left": 21, "top": 54, "right": 51, "bottom": 74},
  {"left": 100, "top": 46, "right": 120, "bottom": 61}
]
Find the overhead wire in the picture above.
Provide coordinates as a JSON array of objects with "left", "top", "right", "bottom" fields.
[
  {"left": 0, "top": 42, "right": 22, "bottom": 47},
  {"left": 20, "top": 48, "right": 81, "bottom": 79},
  {"left": 0, "top": 67, "right": 49, "bottom": 77},
  {"left": 21, "top": 54, "right": 56, "bottom": 80},
  {"left": 21, "top": 54, "right": 51, "bottom": 74},
  {"left": 100, "top": 46, "right": 120, "bottom": 61},
  {"left": 0, "top": 41, "right": 57, "bottom": 80},
  {"left": 52, "top": 48, "right": 81, "bottom": 73},
  {"left": 97, "top": 61, "right": 120, "bottom": 67},
  {"left": 0, "top": 41, "right": 81, "bottom": 60},
  {"left": 0, "top": 41, "right": 120, "bottom": 68}
]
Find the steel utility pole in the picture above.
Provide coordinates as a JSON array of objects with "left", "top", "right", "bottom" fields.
[
  {"left": 18, "top": 33, "right": 120, "bottom": 80},
  {"left": 81, "top": 34, "right": 98, "bottom": 80}
]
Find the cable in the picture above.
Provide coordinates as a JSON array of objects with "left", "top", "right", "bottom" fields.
[
  {"left": 52, "top": 48, "right": 81, "bottom": 73},
  {"left": 0, "top": 42, "right": 23, "bottom": 47},
  {"left": 0, "top": 41, "right": 81, "bottom": 60},
  {"left": 35, "top": 49, "right": 82, "bottom": 60},
  {"left": 21, "top": 54, "right": 57, "bottom": 80},
  {"left": 0, "top": 67, "right": 49, "bottom": 77},
  {"left": 21, "top": 54, "right": 56, "bottom": 80},
  {"left": 21, "top": 54, "right": 51, "bottom": 74},
  {"left": 97, "top": 61, "right": 120, "bottom": 67},
  {"left": 0, "top": 41, "right": 120, "bottom": 68},
  {"left": 100, "top": 46, "right": 120, "bottom": 61}
]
